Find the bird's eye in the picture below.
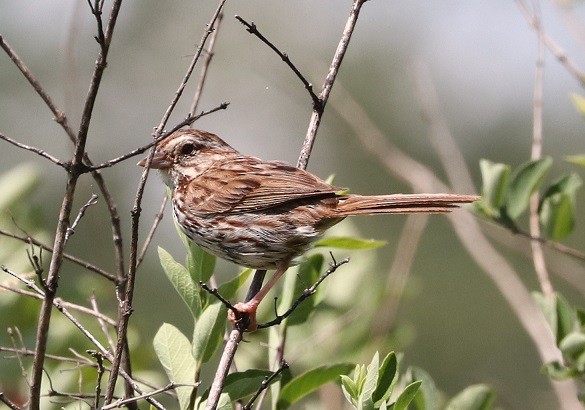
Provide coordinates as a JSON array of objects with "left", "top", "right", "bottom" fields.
[{"left": 180, "top": 143, "right": 196, "bottom": 156}]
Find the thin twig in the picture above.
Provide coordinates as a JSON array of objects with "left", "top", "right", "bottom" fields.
[
  {"left": 516, "top": 0, "right": 585, "bottom": 88},
  {"left": 0, "top": 393, "right": 20, "bottom": 410},
  {"left": 331, "top": 77, "right": 581, "bottom": 409},
  {"left": 102, "top": 382, "right": 199, "bottom": 410},
  {"left": 0, "top": 36, "right": 77, "bottom": 139},
  {"left": 88, "top": 102, "right": 229, "bottom": 171},
  {"left": 527, "top": 2, "right": 554, "bottom": 298},
  {"left": 88, "top": 350, "right": 105, "bottom": 409},
  {"left": 29, "top": 1, "right": 124, "bottom": 405},
  {"left": 104, "top": 1, "right": 229, "bottom": 404},
  {"left": 0, "top": 133, "right": 69, "bottom": 169},
  {"left": 297, "top": 0, "right": 369, "bottom": 170},
  {"left": 137, "top": 195, "right": 167, "bottom": 268},
  {"left": 65, "top": 194, "right": 99, "bottom": 241},
  {"left": 258, "top": 256, "right": 349, "bottom": 329},
  {"left": 90, "top": 294, "right": 117, "bottom": 349},
  {"left": 189, "top": 12, "right": 224, "bottom": 116},
  {"left": 0, "top": 228, "right": 117, "bottom": 282},
  {"left": 235, "top": 15, "right": 320, "bottom": 108},
  {"left": 243, "top": 361, "right": 289, "bottom": 410}
]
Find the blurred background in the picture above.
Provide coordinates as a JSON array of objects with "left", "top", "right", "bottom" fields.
[{"left": 1, "top": 1, "right": 584, "bottom": 408}]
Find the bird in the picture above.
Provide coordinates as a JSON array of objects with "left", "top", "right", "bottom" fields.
[{"left": 138, "top": 129, "right": 478, "bottom": 330}]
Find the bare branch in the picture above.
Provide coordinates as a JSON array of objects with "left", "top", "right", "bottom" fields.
[
  {"left": 189, "top": 12, "right": 224, "bottom": 115},
  {"left": 0, "top": 132, "right": 69, "bottom": 169},
  {"left": 235, "top": 15, "right": 320, "bottom": 108},
  {"left": 243, "top": 361, "right": 289, "bottom": 410},
  {"left": 298, "top": 0, "right": 369, "bottom": 170},
  {"left": 526, "top": 2, "right": 554, "bottom": 298},
  {"left": 257, "top": 256, "right": 350, "bottom": 329},
  {"left": 102, "top": 382, "right": 199, "bottom": 410},
  {"left": 104, "top": 0, "right": 229, "bottom": 404},
  {"left": 30, "top": 2, "right": 124, "bottom": 404},
  {"left": 516, "top": 0, "right": 585, "bottom": 88},
  {"left": 65, "top": 194, "right": 99, "bottom": 241},
  {"left": 0, "top": 228, "right": 117, "bottom": 282},
  {"left": 137, "top": 195, "right": 168, "bottom": 268},
  {"left": 0, "top": 392, "right": 20, "bottom": 410},
  {"left": 0, "top": 35, "right": 76, "bottom": 139},
  {"left": 88, "top": 102, "right": 229, "bottom": 171}
]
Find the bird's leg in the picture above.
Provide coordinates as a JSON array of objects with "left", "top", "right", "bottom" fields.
[{"left": 229, "top": 263, "right": 289, "bottom": 331}]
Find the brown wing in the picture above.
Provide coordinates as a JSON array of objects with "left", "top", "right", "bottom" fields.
[{"left": 186, "top": 157, "right": 340, "bottom": 214}]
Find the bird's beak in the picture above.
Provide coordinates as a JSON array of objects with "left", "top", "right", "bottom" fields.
[{"left": 137, "top": 152, "right": 172, "bottom": 169}]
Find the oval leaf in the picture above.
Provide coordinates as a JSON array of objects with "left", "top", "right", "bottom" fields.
[
  {"left": 479, "top": 159, "right": 510, "bottom": 209},
  {"left": 566, "top": 154, "right": 585, "bottom": 168},
  {"left": 445, "top": 384, "right": 495, "bottom": 410},
  {"left": 277, "top": 363, "right": 353, "bottom": 409},
  {"left": 153, "top": 323, "right": 197, "bottom": 410},
  {"left": 373, "top": 352, "right": 398, "bottom": 406},
  {"left": 390, "top": 380, "right": 422, "bottom": 410},
  {"left": 504, "top": 157, "right": 552, "bottom": 219},
  {"left": 158, "top": 247, "right": 201, "bottom": 318},
  {"left": 192, "top": 302, "right": 226, "bottom": 365},
  {"left": 315, "top": 236, "right": 387, "bottom": 250}
]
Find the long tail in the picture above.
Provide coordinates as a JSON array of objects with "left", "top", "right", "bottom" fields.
[{"left": 335, "top": 193, "right": 479, "bottom": 216}]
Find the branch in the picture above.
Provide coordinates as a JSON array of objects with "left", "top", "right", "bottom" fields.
[
  {"left": 104, "top": 0, "right": 229, "bottom": 404},
  {"left": 243, "top": 361, "right": 289, "bottom": 410},
  {"left": 29, "top": 1, "right": 124, "bottom": 406},
  {"left": 527, "top": 2, "right": 554, "bottom": 298},
  {"left": 65, "top": 194, "right": 99, "bottom": 241},
  {"left": 0, "top": 228, "right": 117, "bottom": 282},
  {"left": 88, "top": 102, "right": 229, "bottom": 171},
  {"left": 189, "top": 11, "right": 224, "bottom": 116},
  {"left": 516, "top": 0, "right": 585, "bottom": 88},
  {"left": 0, "top": 132, "right": 69, "bottom": 169},
  {"left": 258, "top": 255, "right": 350, "bottom": 329},
  {"left": 0, "top": 35, "right": 76, "bottom": 139},
  {"left": 297, "top": 0, "right": 369, "bottom": 170},
  {"left": 235, "top": 15, "right": 320, "bottom": 108},
  {"left": 102, "top": 382, "right": 199, "bottom": 410}
]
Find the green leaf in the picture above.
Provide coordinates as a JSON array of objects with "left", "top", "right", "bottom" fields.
[
  {"left": 372, "top": 352, "right": 398, "bottom": 406},
  {"left": 217, "top": 268, "right": 253, "bottom": 300},
  {"left": 314, "top": 236, "right": 387, "bottom": 250},
  {"left": 445, "top": 384, "right": 494, "bottom": 410},
  {"left": 571, "top": 93, "right": 585, "bottom": 117},
  {"left": 540, "top": 194, "right": 575, "bottom": 240},
  {"left": 479, "top": 159, "right": 510, "bottom": 209},
  {"left": 556, "top": 293, "right": 576, "bottom": 344},
  {"left": 158, "top": 247, "right": 201, "bottom": 318},
  {"left": 359, "top": 353, "right": 380, "bottom": 410},
  {"left": 542, "top": 361, "right": 577, "bottom": 380},
  {"left": 539, "top": 173, "right": 582, "bottom": 239},
  {"left": 277, "top": 363, "right": 353, "bottom": 409},
  {"left": 192, "top": 302, "right": 226, "bottom": 365},
  {"left": 153, "top": 323, "right": 198, "bottom": 410},
  {"left": 286, "top": 254, "right": 324, "bottom": 326},
  {"left": 341, "top": 374, "right": 358, "bottom": 405},
  {"left": 566, "top": 154, "right": 585, "bottom": 168},
  {"left": 503, "top": 157, "right": 552, "bottom": 219},
  {"left": 406, "top": 366, "right": 439, "bottom": 410},
  {"left": 390, "top": 380, "right": 422, "bottom": 410},
  {"left": 559, "top": 332, "right": 585, "bottom": 362},
  {"left": 187, "top": 243, "right": 216, "bottom": 284},
  {"left": 222, "top": 369, "right": 274, "bottom": 401}
]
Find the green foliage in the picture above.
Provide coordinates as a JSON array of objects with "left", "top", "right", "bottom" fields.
[
  {"left": 277, "top": 363, "right": 353, "bottom": 408},
  {"left": 314, "top": 236, "right": 387, "bottom": 250},
  {"left": 153, "top": 323, "right": 198, "bottom": 410},
  {"left": 341, "top": 352, "right": 420, "bottom": 410},
  {"left": 534, "top": 292, "right": 585, "bottom": 400},
  {"left": 444, "top": 385, "right": 495, "bottom": 410},
  {"left": 475, "top": 158, "right": 582, "bottom": 240}
]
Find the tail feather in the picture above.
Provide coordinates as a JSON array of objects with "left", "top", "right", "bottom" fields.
[{"left": 335, "top": 193, "right": 479, "bottom": 216}]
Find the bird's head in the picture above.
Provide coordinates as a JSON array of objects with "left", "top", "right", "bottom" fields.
[{"left": 138, "top": 129, "right": 237, "bottom": 188}]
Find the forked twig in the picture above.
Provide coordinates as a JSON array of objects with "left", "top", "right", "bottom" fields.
[
  {"left": 243, "top": 361, "right": 289, "bottom": 410},
  {"left": 258, "top": 256, "right": 350, "bottom": 329}
]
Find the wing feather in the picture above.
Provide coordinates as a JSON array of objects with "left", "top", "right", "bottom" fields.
[{"left": 186, "top": 157, "right": 339, "bottom": 214}]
